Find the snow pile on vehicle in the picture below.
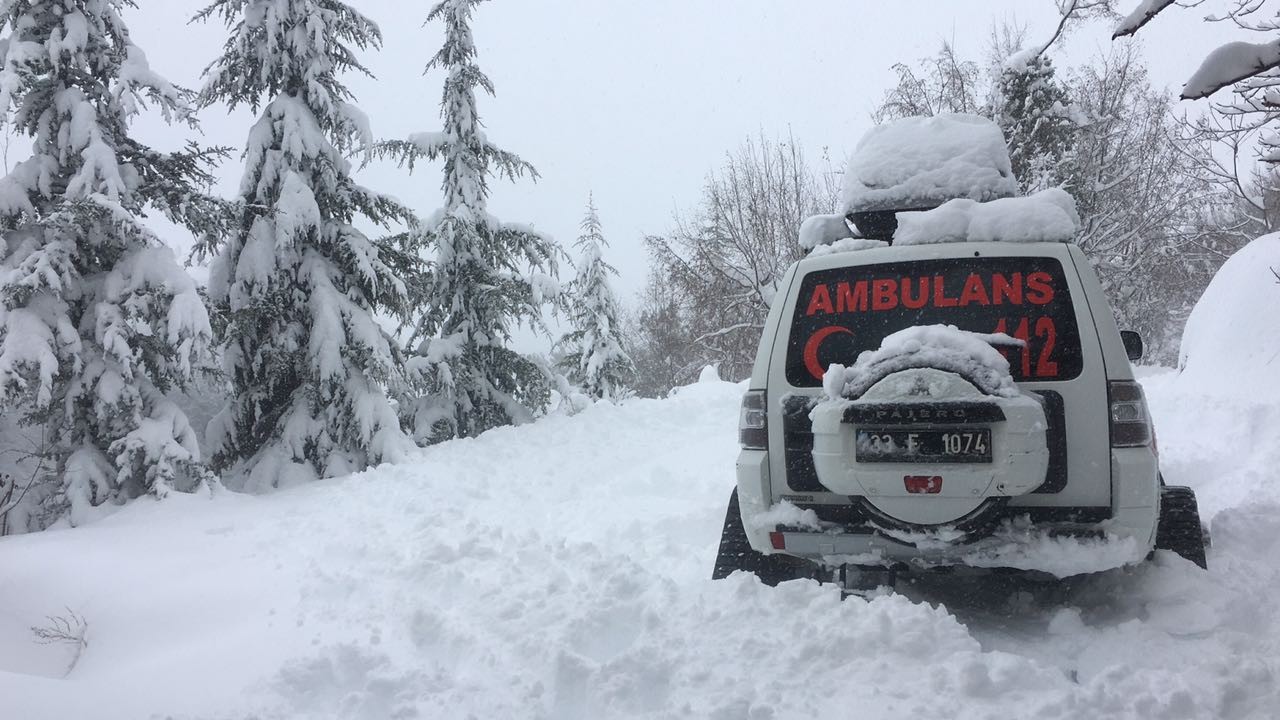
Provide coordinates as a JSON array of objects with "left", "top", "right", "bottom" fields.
[
  {"left": 894, "top": 188, "right": 1081, "bottom": 246},
  {"left": 1178, "top": 232, "right": 1280, "bottom": 400},
  {"left": 798, "top": 213, "right": 853, "bottom": 249},
  {"left": 808, "top": 237, "right": 887, "bottom": 257},
  {"left": 822, "top": 324, "right": 1023, "bottom": 400},
  {"left": 843, "top": 113, "right": 1017, "bottom": 215}
]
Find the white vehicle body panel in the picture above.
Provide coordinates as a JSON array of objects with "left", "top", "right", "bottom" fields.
[{"left": 736, "top": 241, "right": 1160, "bottom": 567}]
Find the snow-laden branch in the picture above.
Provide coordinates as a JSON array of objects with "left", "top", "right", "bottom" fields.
[
  {"left": 1112, "top": 0, "right": 1177, "bottom": 38},
  {"left": 1181, "top": 40, "right": 1280, "bottom": 99}
]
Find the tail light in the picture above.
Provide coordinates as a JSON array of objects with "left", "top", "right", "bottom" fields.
[
  {"left": 1109, "top": 381, "right": 1152, "bottom": 448},
  {"left": 739, "top": 390, "right": 767, "bottom": 449}
]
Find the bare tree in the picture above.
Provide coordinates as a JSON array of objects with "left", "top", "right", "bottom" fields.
[
  {"left": 636, "top": 133, "right": 837, "bottom": 389},
  {"left": 871, "top": 35, "right": 1241, "bottom": 364},
  {"left": 1114, "top": 0, "right": 1280, "bottom": 161},
  {"left": 874, "top": 41, "right": 986, "bottom": 123},
  {"left": 1065, "top": 45, "right": 1249, "bottom": 360}
]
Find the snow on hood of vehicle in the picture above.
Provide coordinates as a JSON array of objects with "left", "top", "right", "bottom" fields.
[
  {"left": 1178, "top": 232, "right": 1280, "bottom": 401},
  {"left": 842, "top": 113, "right": 1017, "bottom": 215},
  {"left": 822, "top": 324, "right": 1023, "bottom": 400},
  {"left": 894, "top": 188, "right": 1081, "bottom": 246}
]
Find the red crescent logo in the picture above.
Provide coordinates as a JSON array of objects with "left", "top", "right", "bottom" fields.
[{"left": 803, "top": 326, "right": 853, "bottom": 379}]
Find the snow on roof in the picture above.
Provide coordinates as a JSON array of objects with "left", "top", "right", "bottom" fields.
[
  {"left": 798, "top": 213, "right": 853, "bottom": 250},
  {"left": 1178, "top": 232, "right": 1280, "bottom": 400},
  {"left": 894, "top": 188, "right": 1080, "bottom": 246},
  {"left": 842, "top": 113, "right": 1017, "bottom": 215},
  {"left": 808, "top": 237, "right": 887, "bottom": 257}
]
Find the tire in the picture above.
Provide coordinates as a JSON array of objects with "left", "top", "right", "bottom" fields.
[
  {"left": 1155, "top": 485, "right": 1208, "bottom": 569},
  {"left": 711, "top": 488, "right": 810, "bottom": 586}
]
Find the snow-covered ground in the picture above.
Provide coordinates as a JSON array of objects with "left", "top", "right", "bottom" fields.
[{"left": 1, "top": 370, "right": 1277, "bottom": 719}]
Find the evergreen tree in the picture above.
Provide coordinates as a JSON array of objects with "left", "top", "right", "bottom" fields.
[
  {"left": 558, "top": 195, "right": 632, "bottom": 402},
  {"left": 384, "top": 0, "right": 560, "bottom": 443},
  {"left": 197, "top": 0, "right": 413, "bottom": 489},
  {"left": 0, "top": 0, "right": 227, "bottom": 525},
  {"left": 995, "top": 53, "right": 1078, "bottom": 192}
]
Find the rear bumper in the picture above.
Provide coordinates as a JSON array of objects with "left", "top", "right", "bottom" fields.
[
  {"left": 770, "top": 515, "right": 1149, "bottom": 577},
  {"left": 736, "top": 444, "right": 1160, "bottom": 577}
]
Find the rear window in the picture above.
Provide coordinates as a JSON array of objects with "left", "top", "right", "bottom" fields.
[{"left": 785, "top": 256, "right": 1083, "bottom": 387}]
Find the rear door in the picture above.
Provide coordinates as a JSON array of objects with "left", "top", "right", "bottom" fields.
[{"left": 767, "top": 243, "right": 1110, "bottom": 509}]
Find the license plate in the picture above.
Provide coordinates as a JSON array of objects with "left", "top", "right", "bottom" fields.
[{"left": 854, "top": 428, "right": 992, "bottom": 464}]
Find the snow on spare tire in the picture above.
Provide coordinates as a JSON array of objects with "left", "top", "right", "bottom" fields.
[{"left": 808, "top": 325, "right": 1050, "bottom": 528}]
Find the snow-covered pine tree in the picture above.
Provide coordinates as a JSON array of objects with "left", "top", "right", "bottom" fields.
[
  {"left": 196, "top": 0, "right": 414, "bottom": 489},
  {"left": 558, "top": 195, "right": 632, "bottom": 402},
  {"left": 0, "top": 0, "right": 227, "bottom": 526},
  {"left": 384, "top": 0, "right": 560, "bottom": 443},
  {"left": 994, "top": 52, "right": 1078, "bottom": 192}
]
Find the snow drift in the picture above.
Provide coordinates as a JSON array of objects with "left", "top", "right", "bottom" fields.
[
  {"left": 1178, "top": 232, "right": 1280, "bottom": 401},
  {"left": 1, "top": 375, "right": 1278, "bottom": 718}
]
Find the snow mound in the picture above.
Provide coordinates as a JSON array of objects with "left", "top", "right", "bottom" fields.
[
  {"left": 843, "top": 113, "right": 1017, "bottom": 215},
  {"left": 798, "top": 213, "right": 853, "bottom": 250},
  {"left": 894, "top": 188, "right": 1081, "bottom": 246},
  {"left": 808, "top": 237, "right": 887, "bottom": 257},
  {"left": 1178, "top": 232, "right": 1280, "bottom": 401},
  {"left": 3, "top": 371, "right": 1280, "bottom": 717},
  {"left": 822, "top": 324, "right": 1023, "bottom": 400}
]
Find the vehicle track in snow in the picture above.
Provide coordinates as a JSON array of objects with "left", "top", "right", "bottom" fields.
[{"left": 0, "top": 375, "right": 1276, "bottom": 719}]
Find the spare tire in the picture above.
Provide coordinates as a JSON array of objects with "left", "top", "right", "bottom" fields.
[{"left": 810, "top": 366, "right": 1049, "bottom": 530}]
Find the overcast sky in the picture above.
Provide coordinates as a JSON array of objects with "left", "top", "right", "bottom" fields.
[{"left": 123, "top": 1, "right": 1240, "bottom": 306}]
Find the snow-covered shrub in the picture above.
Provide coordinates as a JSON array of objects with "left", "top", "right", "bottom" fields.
[
  {"left": 0, "top": 0, "right": 227, "bottom": 526},
  {"left": 557, "top": 196, "right": 633, "bottom": 403},
  {"left": 994, "top": 52, "right": 1078, "bottom": 193},
  {"left": 197, "top": 0, "right": 414, "bottom": 489},
  {"left": 381, "top": 0, "right": 561, "bottom": 443}
]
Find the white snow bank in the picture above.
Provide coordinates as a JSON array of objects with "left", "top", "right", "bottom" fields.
[
  {"left": 894, "top": 188, "right": 1080, "bottom": 246},
  {"left": 823, "top": 324, "right": 1023, "bottom": 400},
  {"left": 697, "top": 364, "right": 720, "bottom": 383},
  {"left": 3, "top": 373, "right": 1280, "bottom": 718},
  {"left": 843, "top": 113, "right": 1017, "bottom": 215},
  {"left": 1142, "top": 370, "right": 1280, "bottom": 517},
  {"left": 1178, "top": 232, "right": 1280, "bottom": 401}
]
